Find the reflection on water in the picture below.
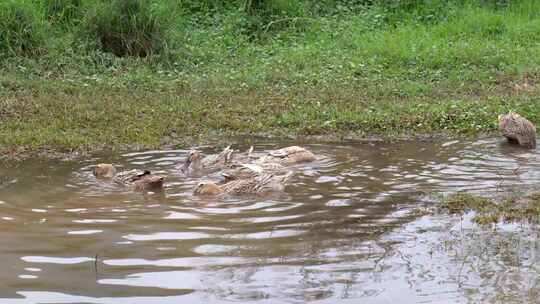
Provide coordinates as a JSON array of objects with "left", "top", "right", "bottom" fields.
[{"left": 1, "top": 138, "right": 540, "bottom": 303}]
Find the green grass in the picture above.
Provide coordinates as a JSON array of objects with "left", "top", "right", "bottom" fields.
[
  {"left": 1, "top": 81, "right": 538, "bottom": 151},
  {"left": 1, "top": 0, "right": 540, "bottom": 152}
]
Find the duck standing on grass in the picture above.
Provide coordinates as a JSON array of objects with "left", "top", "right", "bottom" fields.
[
  {"left": 194, "top": 172, "right": 293, "bottom": 196},
  {"left": 93, "top": 164, "right": 164, "bottom": 191},
  {"left": 498, "top": 112, "right": 537, "bottom": 149}
]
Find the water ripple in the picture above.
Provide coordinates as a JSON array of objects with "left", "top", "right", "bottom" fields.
[{"left": 1, "top": 139, "right": 540, "bottom": 303}]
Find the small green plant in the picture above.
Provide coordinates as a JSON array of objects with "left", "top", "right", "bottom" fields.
[
  {"left": 440, "top": 192, "right": 540, "bottom": 225},
  {"left": 440, "top": 193, "right": 494, "bottom": 214},
  {"left": 43, "top": 0, "right": 82, "bottom": 25},
  {"left": 83, "top": 0, "right": 170, "bottom": 57},
  {"left": 0, "top": 1, "right": 46, "bottom": 57}
]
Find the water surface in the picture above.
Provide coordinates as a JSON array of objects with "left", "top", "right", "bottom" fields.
[{"left": 1, "top": 138, "right": 540, "bottom": 303}]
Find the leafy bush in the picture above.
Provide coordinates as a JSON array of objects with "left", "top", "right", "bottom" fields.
[
  {"left": 0, "top": 1, "right": 46, "bottom": 57},
  {"left": 83, "top": 0, "right": 170, "bottom": 57}
]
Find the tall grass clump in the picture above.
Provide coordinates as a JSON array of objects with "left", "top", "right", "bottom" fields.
[
  {"left": 83, "top": 0, "right": 171, "bottom": 57},
  {"left": 243, "top": 0, "right": 312, "bottom": 38},
  {"left": 178, "top": 0, "right": 240, "bottom": 15},
  {"left": 0, "top": 1, "right": 46, "bottom": 57},
  {"left": 43, "top": 0, "right": 82, "bottom": 25}
]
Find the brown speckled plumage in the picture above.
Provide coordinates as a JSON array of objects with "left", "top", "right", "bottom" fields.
[
  {"left": 256, "top": 146, "right": 316, "bottom": 165},
  {"left": 222, "top": 162, "right": 288, "bottom": 181},
  {"left": 180, "top": 146, "right": 235, "bottom": 174},
  {"left": 112, "top": 169, "right": 164, "bottom": 191},
  {"left": 498, "top": 112, "right": 536, "bottom": 149},
  {"left": 93, "top": 164, "right": 163, "bottom": 191},
  {"left": 194, "top": 172, "right": 293, "bottom": 196}
]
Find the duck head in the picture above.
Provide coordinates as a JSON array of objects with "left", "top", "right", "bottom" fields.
[
  {"left": 498, "top": 111, "right": 520, "bottom": 128},
  {"left": 193, "top": 181, "right": 222, "bottom": 196},
  {"left": 93, "top": 164, "right": 117, "bottom": 178},
  {"left": 181, "top": 150, "right": 202, "bottom": 173}
]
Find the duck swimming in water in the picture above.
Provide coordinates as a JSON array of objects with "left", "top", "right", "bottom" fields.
[
  {"left": 113, "top": 169, "right": 164, "bottom": 191},
  {"left": 93, "top": 164, "right": 164, "bottom": 191},
  {"left": 256, "top": 146, "right": 316, "bottom": 165},
  {"left": 222, "top": 162, "right": 288, "bottom": 181},
  {"left": 93, "top": 163, "right": 117, "bottom": 178},
  {"left": 180, "top": 146, "right": 235, "bottom": 175},
  {"left": 498, "top": 112, "right": 537, "bottom": 149},
  {"left": 194, "top": 172, "right": 293, "bottom": 196}
]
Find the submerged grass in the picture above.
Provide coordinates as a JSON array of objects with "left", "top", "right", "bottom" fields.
[
  {"left": 440, "top": 192, "right": 540, "bottom": 225},
  {"left": 1, "top": 0, "right": 540, "bottom": 151}
]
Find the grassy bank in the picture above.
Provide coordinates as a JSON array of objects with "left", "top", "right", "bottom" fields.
[{"left": 1, "top": 0, "right": 540, "bottom": 152}]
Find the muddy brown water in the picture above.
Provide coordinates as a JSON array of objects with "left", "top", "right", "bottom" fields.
[{"left": 1, "top": 139, "right": 540, "bottom": 303}]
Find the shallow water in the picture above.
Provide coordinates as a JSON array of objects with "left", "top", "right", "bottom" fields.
[{"left": 1, "top": 139, "right": 540, "bottom": 303}]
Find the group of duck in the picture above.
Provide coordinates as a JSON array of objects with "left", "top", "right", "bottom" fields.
[
  {"left": 92, "top": 145, "right": 317, "bottom": 196},
  {"left": 90, "top": 111, "right": 536, "bottom": 196}
]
